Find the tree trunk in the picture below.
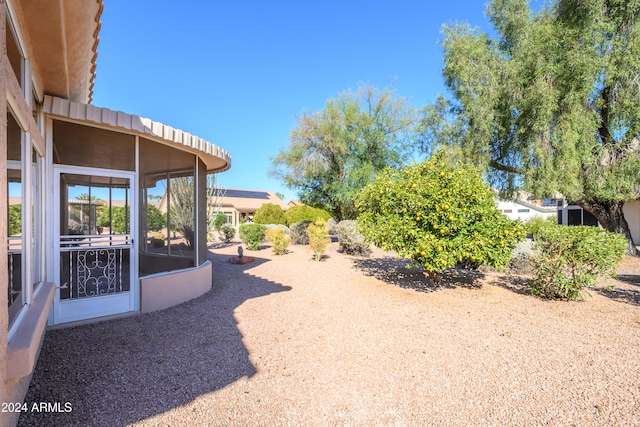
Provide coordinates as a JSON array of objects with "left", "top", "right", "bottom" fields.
[{"left": 577, "top": 200, "right": 639, "bottom": 257}]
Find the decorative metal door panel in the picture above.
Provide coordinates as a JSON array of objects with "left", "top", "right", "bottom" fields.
[{"left": 54, "top": 168, "right": 136, "bottom": 324}]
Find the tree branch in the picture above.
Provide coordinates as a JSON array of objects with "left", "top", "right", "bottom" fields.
[{"left": 489, "top": 160, "right": 525, "bottom": 175}]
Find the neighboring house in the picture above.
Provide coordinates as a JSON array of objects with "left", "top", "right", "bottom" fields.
[
  {"left": 557, "top": 199, "right": 640, "bottom": 245},
  {"left": 218, "top": 189, "right": 288, "bottom": 227},
  {"left": 1, "top": 1, "right": 231, "bottom": 424},
  {"left": 287, "top": 199, "right": 304, "bottom": 208},
  {"left": 495, "top": 192, "right": 558, "bottom": 222}
]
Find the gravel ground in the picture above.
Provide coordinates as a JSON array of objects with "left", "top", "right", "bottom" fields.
[{"left": 19, "top": 242, "right": 640, "bottom": 426}]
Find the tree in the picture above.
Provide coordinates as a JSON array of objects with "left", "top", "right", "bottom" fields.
[
  {"left": 356, "top": 155, "right": 524, "bottom": 284},
  {"left": 253, "top": 203, "right": 286, "bottom": 225},
  {"left": 422, "top": 0, "right": 640, "bottom": 255},
  {"left": 213, "top": 212, "right": 227, "bottom": 232},
  {"left": 283, "top": 205, "right": 332, "bottom": 226},
  {"left": 97, "top": 206, "right": 129, "bottom": 234},
  {"left": 270, "top": 84, "right": 418, "bottom": 221},
  {"left": 146, "top": 204, "right": 166, "bottom": 232}
]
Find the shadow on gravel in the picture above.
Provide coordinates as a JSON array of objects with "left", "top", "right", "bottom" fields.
[
  {"left": 488, "top": 273, "right": 533, "bottom": 296},
  {"left": 596, "top": 284, "right": 640, "bottom": 306},
  {"left": 19, "top": 252, "right": 291, "bottom": 427},
  {"left": 616, "top": 274, "right": 640, "bottom": 287},
  {"left": 351, "top": 256, "right": 484, "bottom": 293}
]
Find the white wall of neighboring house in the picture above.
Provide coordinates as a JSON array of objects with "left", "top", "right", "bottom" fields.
[{"left": 496, "top": 199, "right": 557, "bottom": 222}]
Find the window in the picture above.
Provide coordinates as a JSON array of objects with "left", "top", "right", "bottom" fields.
[
  {"left": 7, "top": 103, "right": 44, "bottom": 330},
  {"left": 503, "top": 209, "right": 512, "bottom": 213},
  {"left": 517, "top": 208, "right": 530, "bottom": 213},
  {"left": 7, "top": 111, "right": 23, "bottom": 326},
  {"left": 139, "top": 138, "right": 196, "bottom": 276}
]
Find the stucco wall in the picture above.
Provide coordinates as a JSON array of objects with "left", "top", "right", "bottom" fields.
[
  {"left": 623, "top": 200, "right": 640, "bottom": 245},
  {"left": 140, "top": 261, "right": 212, "bottom": 313}
]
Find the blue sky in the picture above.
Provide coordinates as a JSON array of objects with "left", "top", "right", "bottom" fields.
[{"left": 93, "top": 0, "right": 496, "bottom": 202}]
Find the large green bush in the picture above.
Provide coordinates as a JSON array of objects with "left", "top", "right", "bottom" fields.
[
  {"left": 253, "top": 203, "right": 286, "bottom": 225},
  {"left": 213, "top": 212, "right": 228, "bottom": 231},
  {"left": 524, "top": 215, "right": 556, "bottom": 237},
  {"left": 284, "top": 205, "right": 332, "bottom": 226},
  {"left": 97, "top": 206, "right": 129, "bottom": 233},
  {"left": 356, "top": 155, "right": 525, "bottom": 284},
  {"left": 239, "top": 223, "right": 266, "bottom": 250},
  {"left": 530, "top": 225, "right": 627, "bottom": 300},
  {"left": 335, "top": 220, "right": 370, "bottom": 257},
  {"left": 8, "top": 204, "right": 21, "bottom": 236}
]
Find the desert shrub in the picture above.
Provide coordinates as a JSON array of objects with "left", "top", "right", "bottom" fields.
[
  {"left": 253, "top": 203, "right": 286, "bottom": 225},
  {"left": 219, "top": 225, "right": 235, "bottom": 243},
  {"left": 265, "top": 227, "right": 291, "bottom": 255},
  {"left": 524, "top": 215, "right": 556, "bottom": 237},
  {"left": 307, "top": 218, "right": 330, "bottom": 261},
  {"left": 335, "top": 220, "right": 371, "bottom": 257},
  {"left": 8, "top": 204, "right": 21, "bottom": 236},
  {"left": 149, "top": 232, "right": 165, "bottom": 248},
  {"left": 327, "top": 218, "right": 338, "bottom": 235},
  {"left": 290, "top": 220, "right": 312, "bottom": 245},
  {"left": 264, "top": 224, "right": 290, "bottom": 235},
  {"left": 284, "top": 205, "right": 332, "bottom": 226},
  {"left": 508, "top": 240, "right": 535, "bottom": 274},
  {"left": 356, "top": 154, "right": 525, "bottom": 285},
  {"left": 239, "top": 223, "right": 266, "bottom": 250},
  {"left": 530, "top": 225, "right": 627, "bottom": 300},
  {"left": 213, "top": 212, "right": 228, "bottom": 231}
]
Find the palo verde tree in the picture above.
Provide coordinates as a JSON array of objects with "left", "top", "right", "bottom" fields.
[
  {"left": 356, "top": 154, "right": 524, "bottom": 285},
  {"left": 270, "top": 84, "right": 418, "bottom": 221},
  {"left": 421, "top": 0, "right": 640, "bottom": 255}
]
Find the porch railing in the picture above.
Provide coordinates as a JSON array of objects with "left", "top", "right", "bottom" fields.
[{"left": 59, "top": 234, "right": 131, "bottom": 300}]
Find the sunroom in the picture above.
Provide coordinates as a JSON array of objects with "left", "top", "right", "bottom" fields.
[{"left": 37, "top": 96, "right": 230, "bottom": 325}]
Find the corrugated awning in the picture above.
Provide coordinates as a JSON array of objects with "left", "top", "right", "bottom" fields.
[{"left": 43, "top": 95, "right": 231, "bottom": 172}]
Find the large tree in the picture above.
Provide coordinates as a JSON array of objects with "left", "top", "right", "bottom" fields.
[
  {"left": 422, "top": 0, "right": 640, "bottom": 255},
  {"left": 270, "top": 84, "right": 418, "bottom": 220}
]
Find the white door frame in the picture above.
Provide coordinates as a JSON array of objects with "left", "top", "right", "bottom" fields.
[{"left": 52, "top": 164, "right": 137, "bottom": 324}]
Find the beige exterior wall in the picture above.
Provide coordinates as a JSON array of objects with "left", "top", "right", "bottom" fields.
[
  {"left": 140, "top": 261, "right": 212, "bottom": 313},
  {"left": 623, "top": 200, "right": 640, "bottom": 245}
]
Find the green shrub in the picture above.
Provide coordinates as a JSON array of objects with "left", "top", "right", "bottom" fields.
[
  {"left": 335, "top": 220, "right": 370, "bottom": 257},
  {"left": 284, "top": 205, "right": 332, "bottom": 226},
  {"left": 213, "top": 212, "right": 228, "bottom": 231},
  {"left": 219, "top": 225, "right": 235, "bottom": 243},
  {"left": 530, "top": 225, "right": 627, "bottom": 300},
  {"left": 524, "top": 215, "right": 556, "bottom": 237},
  {"left": 239, "top": 223, "right": 266, "bottom": 250},
  {"left": 290, "top": 220, "right": 312, "bottom": 245},
  {"left": 355, "top": 154, "right": 525, "bottom": 284},
  {"left": 253, "top": 203, "right": 286, "bottom": 225},
  {"left": 265, "top": 227, "right": 291, "bottom": 255},
  {"left": 98, "top": 206, "right": 129, "bottom": 233},
  {"left": 8, "top": 204, "right": 21, "bottom": 236},
  {"left": 308, "top": 218, "right": 330, "bottom": 261}
]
